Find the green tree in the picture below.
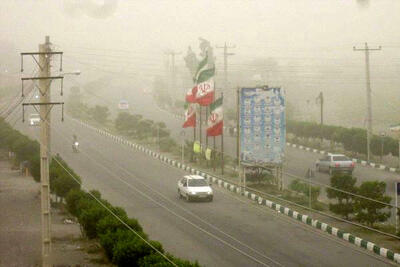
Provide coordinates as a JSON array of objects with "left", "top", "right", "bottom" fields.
[
  {"left": 79, "top": 203, "right": 109, "bottom": 239},
  {"left": 66, "top": 189, "right": 89, "bottom": 217},
  {"left": 326, "top": 174, "right": 357, "bottom": 219},
  {"left": 112, "top": 233, "right": 163, "bottom": 267},
  {"left": 354, "top": 181, "right": 391, "bottom": 227},
  {"left": 138, "top": 253, "right": 200, "bottom": 267},
  {"left": 89, "top": 105, "right": 110, "bottom": 125}
]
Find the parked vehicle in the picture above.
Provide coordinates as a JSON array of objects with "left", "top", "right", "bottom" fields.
[
  {"left": 177, "top": 175, "right": 213, "bottom": 202},
  {"left": 28, "top": 113, "right": 40, "bottom": 126},
  {"left": 316, "top": 154, "right": 355, "bottom": 175}
]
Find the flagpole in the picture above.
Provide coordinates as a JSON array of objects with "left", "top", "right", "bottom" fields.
[
  {"left": 206, "top": 106, "right": 209, "bottom": 167},
  {"left": 213, "top": 136, "right": 216, "bottom": 172},
  {"left": 199, "top": 105, "right": 202, "bottom": 157},
  {"left": 237, "top": 87, "right": 241, "bottom": 188},
  {"left": 193, "top": 120, "right": 196, "bottom": 162},
  {"left": 396, "top": 182, "right": 398, "bottom": 234},
  {"left": 221, "top": 92, "right": 224, "bottom": 175}
]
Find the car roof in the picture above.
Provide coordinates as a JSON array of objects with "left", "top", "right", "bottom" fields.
[
  {"left": 330, "top": 154, "right": 346, "bottom": 157},
  {"left": 184, "top": 175, "right": 205, "bottom": 180}
]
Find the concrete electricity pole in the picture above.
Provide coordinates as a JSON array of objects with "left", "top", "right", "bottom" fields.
[
  {"left": 216, "top": 42, "right": 235, "bottom": 93},
  {"left": 21, "top": 36, "right": 64, "bottom": 266},
  {"left": 164, "top": 50, "right": 181, "bottom": 92},
  {"left": 354, "top": 42, "right": 381, "bottom": 162},
  {"left": 316, "top": 92, "right": 324, "bottom": 143}
]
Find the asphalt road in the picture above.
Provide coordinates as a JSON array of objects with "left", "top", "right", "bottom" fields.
[{"left": 13, "top": 114, "right": 395, "bottom": 266}]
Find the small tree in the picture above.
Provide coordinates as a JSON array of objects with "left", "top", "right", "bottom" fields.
[
  {"left": 112, "top": 234, "right": 163, "bottom": 267},
  {"left": 79, "top": 203, "right": 109, "bottom": 238},
  {"left": 289, "top": 179, "right": 320, "bottom": 203},
  {"left": 89, "top": 105, "right": 110, "bottom": 125},
  {"left": 326, "top": 174, "right": 357, "bottom": 219},
  {"left": 354, "top": 181, "right": 391, "bottom": 227}
]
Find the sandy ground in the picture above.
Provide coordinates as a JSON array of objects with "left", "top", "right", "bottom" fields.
[{"left": 0, "top": 157, "right": 110, "bottom": 267}]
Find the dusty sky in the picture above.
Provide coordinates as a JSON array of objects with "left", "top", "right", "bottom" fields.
[{"left": 1, "top": 0, "right": 400, "bottom": 128}]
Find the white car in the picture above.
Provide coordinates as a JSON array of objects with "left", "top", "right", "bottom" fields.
[
  {"left": 316, "top": 154, "right": 355, "bottom": 175},
  {"left": 29, "top": 113, "right": 40, "bottom": 126},
  {"left": 178, "top": 175, "right": 213, "bottom": 202}
]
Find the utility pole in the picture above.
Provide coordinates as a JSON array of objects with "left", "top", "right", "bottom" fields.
[
  {"left": 164, "top": 50, "right": 181, "bottom": 94},
  {"left": 21, "top": 36, "right": 64, "bottom": 266},
  {"left": 216, "top": 42, "right": 235, "bottom": 94},
  {"left": 354, "top": 43, "right": 381, "bottom": 163},
  {"left": 316, "top": 92, "right": 324, "bottom": 142}
]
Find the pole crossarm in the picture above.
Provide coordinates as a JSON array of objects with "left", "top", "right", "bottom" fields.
[
  {"left": 22, "top": 102, "right": 64, "bottom": 122},
  {"left": 21, "top": 76, "right": 64, "bottom": 97},
  {"left": 21, "top": 51, "right": 63, "bottom": 72},
  {"left": 21, "top": 76, "right": 63, "bottom": 80},
  {"left": 353, "top": 47, "right": 382, "bottom": 51}
]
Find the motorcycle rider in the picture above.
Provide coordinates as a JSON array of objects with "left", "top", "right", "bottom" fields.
[{"left": 72, "top": 134, "right": 79, "bottom": 152}]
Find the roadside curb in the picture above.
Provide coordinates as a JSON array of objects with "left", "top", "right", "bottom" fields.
[{"left": 74, "top": 119, "right": 400, "bottom": 264}]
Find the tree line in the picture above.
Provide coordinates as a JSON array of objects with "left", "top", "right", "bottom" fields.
[
  {"left": 287, "top": 120, "right": 399, "bottom": 157},
  {"left": 0, "top": 117, "right": 199, "bottom": 266}
]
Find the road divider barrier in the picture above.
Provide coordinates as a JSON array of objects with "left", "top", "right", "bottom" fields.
[{"left": 74, "top": 118, "right": 400, "bottom": 264}]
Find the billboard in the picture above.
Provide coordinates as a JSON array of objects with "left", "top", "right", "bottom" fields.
[{"left": 239, "top": 87, "right": 285, "bottom": 165}]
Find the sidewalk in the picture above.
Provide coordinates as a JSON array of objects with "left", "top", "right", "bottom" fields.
[{"left": 0, "top": 158, "right": 110, "bottom": 267}]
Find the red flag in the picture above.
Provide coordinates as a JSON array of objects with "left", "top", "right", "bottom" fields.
[
  {"left": 195, "top": 78, "right": 214, "bottom": 106},
  {"left": 183, "top": 104, "right": 196, "bottom": 128},
  {"left": 185, "top": 86, "right": 197, "bottom": 103},
  {"left": 206, "top": 97, "right": 223, "bottom": 136}
]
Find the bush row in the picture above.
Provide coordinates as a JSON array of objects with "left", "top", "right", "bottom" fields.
[
  {"left": 0, "top": 118, "right": 41, "bottom": 179},
  {"left": 65, "top": 189, "right": 199, "bottom": 266},
  {"left": 287, "top": 120, "right": 399, "bottom": 157}
]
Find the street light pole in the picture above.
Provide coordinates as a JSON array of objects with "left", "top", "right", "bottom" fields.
[
  {"left": 157, "top": 124, "right": 160, "bottom": 152},
  {"left": 181, "top": 130, "right": 185, "bottom": 162},
  {"left": 380, "top": 132, "right": 386, "bottom": 163}
]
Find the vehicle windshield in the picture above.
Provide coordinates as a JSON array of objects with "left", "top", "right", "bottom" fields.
[
  {"left": 188, "top": 179, "right": 208, "bottom": 187},
  {"left": 29, "top": 114, "right": 40, "bottom": 119},
  {"left": 333, "top": 156, "right": 350, "bottom": 161}
]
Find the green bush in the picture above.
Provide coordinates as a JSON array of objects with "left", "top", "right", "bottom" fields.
[
  {"left": 112, "top": 233, "right": 163, "bottom": 267},
  {"left": 50, "top": 156, "right": 81, "bottom": 200},
  {"left": 354, "top": 181, "right": 391, "bottom": 227},
  {"left": 79, "top": 204, "right": 109, "bottom": 239},
  {"left": 289, "top": 179, "right": 320, "bottom": 202},
  {"left": 138, "top": 253, "right": 200, "bottom": 267},
  {"left": 326, "top": 174, "right": 357, "bottom": 219},
  {"left": 66, "top": 189, "right": 89, "bottom": 217}
]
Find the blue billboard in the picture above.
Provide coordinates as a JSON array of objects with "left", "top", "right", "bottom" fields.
[{"left": 240, "top": 87, "right": 286, "bottom": 165}]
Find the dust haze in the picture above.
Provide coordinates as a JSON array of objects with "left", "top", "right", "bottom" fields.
[{"left": 1, "top": 0, "right": 400, "bottom": 131}]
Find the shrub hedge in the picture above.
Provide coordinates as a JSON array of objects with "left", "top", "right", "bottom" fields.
[{"left": 287, "top": 120, "right": 399, "bottom": 157}]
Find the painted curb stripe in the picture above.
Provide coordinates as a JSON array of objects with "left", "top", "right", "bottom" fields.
[{"left": 79, "top": 120, "right": 400, "bottom": 264}]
